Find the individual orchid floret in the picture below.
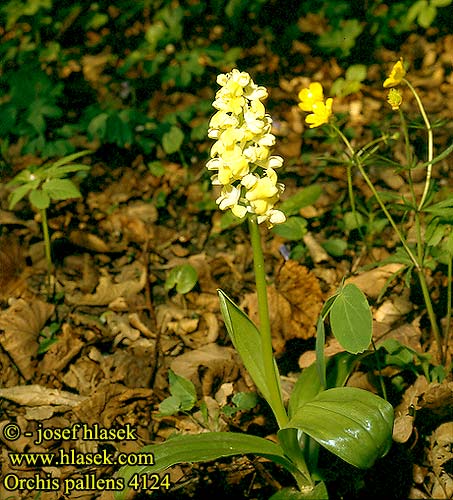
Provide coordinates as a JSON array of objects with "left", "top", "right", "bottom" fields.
[
  {"left": 387, "top": 88, "right": 403, "bottom": 110},
  {"left": 383, "top": 58, "right": 406, "bottom": 88},
  {"left": 207, "top": 69, "right": 286, "bottom": 227}
]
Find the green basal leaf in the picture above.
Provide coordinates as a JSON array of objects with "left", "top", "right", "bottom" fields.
[
  {"left": 114, "top": 432, "right": 298, "bottom": 500},
  {"left": 315, "top": 316, "right": 326, "bottom": 389},
  {"left": 330, "top": 284, "right": 372, "bottom": 354},
  {"left": 29, "top": 189, "right": 50, "bottom": 210},
  {"left": 217, "top": 290, "right": 283, "bottom": 418},
  {"left": 42, "top": 178, "right": 82, "bottom": 201},
  {"left": 288, "top": 363, "right": 323, "bottom": 419},
  {"left": 288, "top": 352, "right": 361, "bottom": 419},
  {"left": 286, "top": 387, "right": 393, "bottom": 469},
  {"left": 165, "top": 264, "right": 198, "bottom": 294}
]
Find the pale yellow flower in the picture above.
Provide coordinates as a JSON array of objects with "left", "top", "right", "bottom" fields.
[
  {"left": 207, "top": 69, "right": 286, "bottom": 226},
  {"left": 383, "top": 58, "right": 406, "bottom": 88}
]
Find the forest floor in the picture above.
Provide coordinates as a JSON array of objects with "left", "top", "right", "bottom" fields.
[{"left": 0, "top": 16, "right": 453, "bottom": 500}]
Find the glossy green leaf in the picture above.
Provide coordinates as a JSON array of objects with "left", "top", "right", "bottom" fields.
[
  {"left": 217, "top": 289, "right": 283, "bottom": 418},
  {"left": 330, "top": 284, "right": 372, "bottom": 354},
  {"left": 286, "top": 387, "right": 393, "bottom": 469},
  {"left": 114, "top": 432, "right": 297, "bottom": 500}
]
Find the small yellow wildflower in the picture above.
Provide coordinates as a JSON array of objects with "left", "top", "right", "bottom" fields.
[
  {"left": 298, "top": 82, "right": 325, "bottom": 112},
  {"left": 383, "top": 58, "right": 406, "bottom": 88},
  {"left": 387, "top": 88, "right": 403, "bottom": 110},
  {"left": 298, "top": 82, "right": 333, "bottom": 128},
  {"left": 305, "top": 98, "right": 333, "bottom": 128}
]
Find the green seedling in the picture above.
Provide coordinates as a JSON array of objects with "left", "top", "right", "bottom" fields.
[
  {"left": 7, "top": 150, "right": 91, "bottom": 295},
  {"left": 164, "top": 264, "right": 198, "bottom": 294}
]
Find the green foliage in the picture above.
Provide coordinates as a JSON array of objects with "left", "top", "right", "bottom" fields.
[
  {"left": 317, "top": 19, "right": 363, "bottom": 58},
  {"left": 406, "top": 0, "right": 452, "bottom": 29},
  {"left": 218, "top": 290, "right": 284, "bottom": 420},
  {"left": 331, "top": 65, "right": 367, "bottom": 98},
  {"left": 272, "top": 216, "right": 308, "bottom": 240},
  {"left": 222, "top": 392, "right": 259, "bottom": 417},
  {"left": 158, "top": 370, "right": 197, "bottom": 416},
  {"left": 114, "top": 433, "right": 299, "bottom": 500},
  {"left": 38, "top": 321, "right": 60, "bottom": 354},
  {"left": 329, "top": 284, "right": 373, "bottom": 354},
  {"left": 284, "top": 387, "right": 393, "bottom": 469},
  {"left": 164, "top": 264, "right": 198, "bottom": 294},
  {"left": 7, "top": 150, "right": 91, "bottom": 211}
]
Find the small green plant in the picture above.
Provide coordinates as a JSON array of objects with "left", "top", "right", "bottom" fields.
[
  {"left": 164, "top": 264, "right": 198, "bottom": 295},
  {"left": 297, "top": 58, "right": 453, "bottom": 364},
  {"left": 115, "top": 70, "right": 393, "bottom": 500},
  {"left": 7, "top": 150, "right": 91, "bottom": 293},
  {"left": 158, "top": 369, "right": 197, "bottom": 417},
  {"left": 405, "top": 0, "right": 452, "bottom": 29}
]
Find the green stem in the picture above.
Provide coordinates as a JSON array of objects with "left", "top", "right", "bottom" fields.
[
  {"left": 444, "top": 255, "right": 452, "bottom": 362},
  {"left": 41, "top": 208, "right": 53, "bottom": 293},
  {"left": 417, "top": 268, "right": 443, "bottom": 363},
  {"left": 332, "top": 125, "right": 420, "bottom": 271},
  {"left": 371, "top": 339, "right": 387, "bottom": 401},
  {"left": 248, "top": 216, "right": 288, "bottom": 428},
  {"left": 403, "top": 79, "right": 433, "bottom": 211}
]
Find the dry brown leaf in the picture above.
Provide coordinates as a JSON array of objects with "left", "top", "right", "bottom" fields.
[
  {"left": 0, "top": 298, "right": 54, "bottom": 379},
  {"left": 243, "top": 261, "right": 323, "bottom": 353},
  {"left": 171, "top": 344, "right": 240, "bottom": 396},
  {"left": 427, "top": 422, "right": 453, "bottom": 499},
  {"left": 39, "top": 323, "right": 84, "bottom": 375},
  {"left": 66, "top": 262, "right": 146, "bottom": 305},
  {"left": 346, "top": 263, "right": 405, "bottom": 299},
  {"left": 0, "top": 384, "right": 86, "bottom": 406},
  {"left": 72, "top": 382, "right": 153, "bottom": 427}
]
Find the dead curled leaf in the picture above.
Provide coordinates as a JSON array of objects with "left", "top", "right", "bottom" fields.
[
  {"left": 243, "top": 260, "right": 323, "bottom": 354},
  {"left": 170, "top": 344, "right": 240, "bottom": 396},
  {"left": 65, "top": 262, "right": 146, "bottom": 305},
  {"left": 346, "top": 263, "right": 405, "bottom": 300},
  {"left": 0, "top": 299, "right": 54, "bottom": 380},
  {"left": 0, "top": 384, "right": 86, "bottom": 407}
]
